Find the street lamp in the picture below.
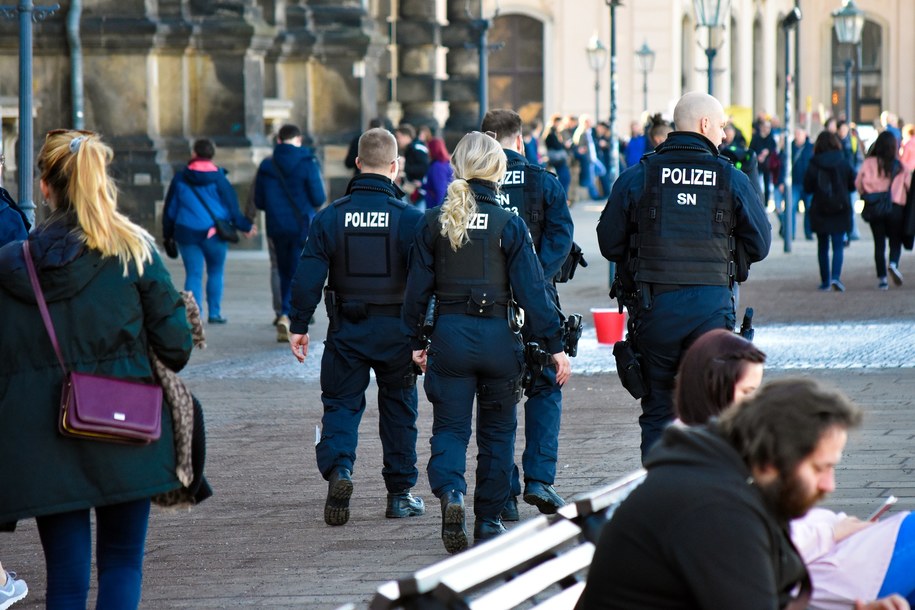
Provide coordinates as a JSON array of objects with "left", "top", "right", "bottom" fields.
[
  {"left": 832, "top": 0, "right": 865, "bottom": 122},
  {"left": 586, "top": 35, "right": 607, "bottom": 122},
  {"left": 605, "top": 0, "right": 621, "bottom": 187},
  {"left": 692, "top": 0, "right": 731, "bottom": 96},
  {"left": 781, "top": 7, "right": 802, "bottom": 253},
  {"left": 634, "top": 41, "right": 655, "bottom": 112}
]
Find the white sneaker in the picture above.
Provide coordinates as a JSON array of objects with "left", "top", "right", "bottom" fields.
[
  {"left": 275, "top": 315, "right": 291, "bottom": 343},
  {"left": 0, "top": 571, "right": 28, "bottom": 610},
  {"left": 889, "top": 264, "right": 904, "bottom": 286}
]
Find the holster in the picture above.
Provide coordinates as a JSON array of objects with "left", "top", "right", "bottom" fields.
[
  {"left": 478, "top": 375, "right": 524, "bottom": 410},
  {"left": 324, "top": 287, "right": 340, "bottom": 332},
  {"left": 613, "top": 339, "right": 649, "bottom": 399},
  {"left": 556, "top": 241, "right": 588, "bottom": 283}
]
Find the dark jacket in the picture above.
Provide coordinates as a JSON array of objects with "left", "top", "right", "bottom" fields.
[
  {"left": 777, "top": 138, "right": 814, "bottom": 190},
  {"left": 598, "top": 131, "right": 771, "bottom": 274},
  {"left": 0, "top": 213, "right": 194, "bottom": 525},
  {"left": 254, "top": 143, "right": 327, "bottom": 238},
  {"left": 403, "top": 139, "right": 430, "bottom": 182},
  {"left": 0, "top": 187, "right": 27, "bottom": 247},
  {"left": 803, "top": 150, "right": 856, "bottom": 235},
  {"left": 577, "top": 424, "right": 808, "bottom": 610},
  {"left": 423, "top": 160, "right": 453, "bottom": 209},
  {"left": 163, "top": 162, "right": 253, "bottom": 244}
]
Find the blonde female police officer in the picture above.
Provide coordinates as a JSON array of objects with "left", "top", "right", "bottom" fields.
[{"left": 403, "top": 131, "right": 571, "bottom": 554}]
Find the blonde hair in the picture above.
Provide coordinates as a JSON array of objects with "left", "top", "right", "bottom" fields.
[
  {"left": 38, "top": 130, "right": 153, "bottom": 276},
  {"left": 439, "top": 132, "right": 506, "bottom": 251}
]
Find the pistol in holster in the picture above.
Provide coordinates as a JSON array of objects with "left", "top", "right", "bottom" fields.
[
  {"left": 562, "top": 313, "right": 583, "bottom": 357},
  {"left": 522, "top": 341, "right": 554, "bottom": 393},
  {"left": 613, "top": 337, "right": 649, "bottom": 400},
  {"left": 324, "top": 287, "right": 340, "bottom": 332}
]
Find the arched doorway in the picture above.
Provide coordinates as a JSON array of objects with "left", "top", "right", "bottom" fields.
[
  {"left": 831, "top": 20, "right": 882, "bottom": 124},
  {"left": 488, "top": 14, "right": 544, "bottom": 123}
]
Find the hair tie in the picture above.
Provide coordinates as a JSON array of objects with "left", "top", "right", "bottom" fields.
[{"left": 69, "top": 136, "right": 85, "bottom": 154}]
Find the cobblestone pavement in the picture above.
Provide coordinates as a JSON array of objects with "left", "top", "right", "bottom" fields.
[{"left": 6, "top": 204, "right": 915, "bottom": 608}]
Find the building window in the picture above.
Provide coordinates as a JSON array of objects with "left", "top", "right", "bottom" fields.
[
  {"left": 489, "top": 14, "right": 544, "bottom": 123},
  {"left": 831, "top": 19, "right": 881, "bottom": 124}
]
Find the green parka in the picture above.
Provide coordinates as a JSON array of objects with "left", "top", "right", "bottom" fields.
[{"left": 0, "top": 213, "right": 193, "bottom": 525}]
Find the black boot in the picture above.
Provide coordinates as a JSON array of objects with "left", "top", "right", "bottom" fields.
[
  {"left": 440, "top": 490, "right": 468, "bottom": 554},
  {"left": 324, "top": 467, "right": 353, "bottom": 526},
  {"left": 500, "top": 496, "right": 519, "bottom": 522},
  {"left": 473, "top": 517, "right": 506, "bottom": 543},
  {"left": 386, "top": 491, "right": 425, "bottom": 518},
  {"left": 523, "top": 480, "right": 565, "bottom": 514}
]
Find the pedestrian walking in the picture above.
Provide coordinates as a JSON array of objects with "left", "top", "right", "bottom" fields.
[
  {"left": 0, "top": 562, "right": 27, "bottom": 609},
  {"left": 254, "top": 124, "right": 327, "bottom": 341},
  {"left": 163, "top": 138, "right": 255, "bottom": 323},
  {"left": 856, "top": 131, "right": 907, "bottom": 290},
  {"left": 287, "top": 127, "right": 425, "bottom": 527},
  {"left": 395, "top": 124, "right": 430, "bottom": 208},
  {"left": 597, "top": 91, "right": 771, "bottom": 461},
  {"left": 0, "top": 187, "right": 27, "bottom": 246},
  {"left": 481, "top": 109, "right": 574, "bottom": 519},
  {"left": 675, "top": 328, "right": 915, "bottom": 610},
  {"left": 402, "top": 131, "right": 571, "bottom": 554},
  {"left": 423, "top": 137, "right": 453, "bottom": 209},
  {"left": 544, "top": 114, "right": 572, "bottom": 197},
  {"left": 777, "top": 127, "right": 815, "bottom": 241},
  {"left": 803, "top": 131, "right": 856, "bottom": 292},
  {"left": 0, "top": 129, "right": 194, "bottom": 608}
]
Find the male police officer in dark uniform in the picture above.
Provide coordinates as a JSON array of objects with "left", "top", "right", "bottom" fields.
[
  {"left": 481, "top": 109, "right": 574, "bottom": 517},
  {"left": 598, "top": 91, "right": 771, "bottom": 462},
  {"left": 288, "top": 128, "right": 426, "bottom": 526}
]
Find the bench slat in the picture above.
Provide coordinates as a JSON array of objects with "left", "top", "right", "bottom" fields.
[
  {"left": 558, "top": 469, "right": 646, "bottom": 521},
  {"left": 468, "top": 542, "right": 594, "bottom": 610},
  {"left": 529, "top": 581, "right": 586, "bottom": 610}
]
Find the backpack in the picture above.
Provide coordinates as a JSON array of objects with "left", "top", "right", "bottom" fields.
[{"left": 813, "top": 164, "right": 849, "bottom": 215}]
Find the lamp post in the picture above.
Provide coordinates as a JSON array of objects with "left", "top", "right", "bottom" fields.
[
  {"left": 832, "top": 0, "right": 864, "bottom": 122},
  {"left": 692, "top": 0, "right": 731, "bottom": 96},
  {"left": 781, "top": 7, "right": 802, "bottom": 253},
  {"left": 586, "top": 35, "right": 607, "bottom": 122},
  {"left": 635, "top": 41, "right": 655, "bottom": 112},
  {"left": 605, "top": 0, "right": 621, "bottom": 187}
]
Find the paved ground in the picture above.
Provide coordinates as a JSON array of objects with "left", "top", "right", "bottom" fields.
[{"left": 5, "top": 203, "right": 915, "bottom": 609}]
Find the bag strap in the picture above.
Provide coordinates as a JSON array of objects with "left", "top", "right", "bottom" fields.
[
  {"left": 22, "top": 241, "right": 69, "bottom": 373},
  {"left": 185, "top": 184, "right": 223, "bottom": 226},
  {"left": 268, "top": 159, "right": 305, "bottom": 226}
]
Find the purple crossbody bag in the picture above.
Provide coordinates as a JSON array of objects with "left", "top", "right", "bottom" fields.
[{"left": 23, "top": 241, "right": 162, "bottom": 444}]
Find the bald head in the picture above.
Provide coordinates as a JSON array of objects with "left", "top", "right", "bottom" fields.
[{"left": 673, "top": 92, "right": 727, "bottom": 147}]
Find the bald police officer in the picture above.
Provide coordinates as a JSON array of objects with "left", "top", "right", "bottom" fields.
[
  {"left": 481, "top": 109, "right": 574, "bottom": 517},
  {"left": 288, "top": 128, "right": 425, "bottom": 526},
  {"left": 598, "top": 92, "right": 771, "bottom": 462}
]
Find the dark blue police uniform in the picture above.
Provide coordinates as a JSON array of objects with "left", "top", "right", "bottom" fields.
[
  {"left": 597, "top": 131, "right": 770, "bottom": 461},
  {"left": 289, "top": 173, "right": 424, "bottom": 522},
  {"left": 498, "top": 149, "right": 573, "bottom": 511},
  {"left": 403, "top": 181, "right": 564, "bottom": 549}
]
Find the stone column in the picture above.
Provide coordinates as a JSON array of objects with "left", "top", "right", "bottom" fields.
[
  {"left": 442, "top": 0, "right": 478, "bottom": 144},
  {"left": 396, "top": 0, "right": 448, "bottom": 133}
]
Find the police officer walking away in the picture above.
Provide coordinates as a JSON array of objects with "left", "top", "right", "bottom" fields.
[
  {"left": 404, "top": 131, "right": 571, "bottom": 554},
  {"left": 480, "top": 109, "right": 574, "bottom": 518},
  {"left": 598, "top": 91, "right": 770, "bottom": 461},
  {"left": 287, "top": 128, "right": 425, "bottom": 526}
]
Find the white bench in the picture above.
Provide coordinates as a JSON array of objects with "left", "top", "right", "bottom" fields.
[{"left": 369, "top": 469, "right": 647, "bottom": 610}]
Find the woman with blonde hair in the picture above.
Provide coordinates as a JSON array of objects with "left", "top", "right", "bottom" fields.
[
  {"left": 403, "top": 131, "right": 571, "bottom": 554},
  {"left": 0, "top": 130, "right": 193, "bottom": 608}
]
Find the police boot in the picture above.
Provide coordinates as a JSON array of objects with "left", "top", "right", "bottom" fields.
[
  {"left": 386, "top": 491, "right": 425, "bottom": 518},
  {"left": 324, "top": 467, "right": 353, "bottom": 526},
  {"left": 473, "top": 517, "right": 507, "bottom": 544},
  {"left": 440, "top": 490, "right": 468, "bottom": 555},
  {"left": 523, "top": 481, "right": 565, "bottom": 514},
  {"left": 500, "top": 496, "right": 520, "bottom": 522}
]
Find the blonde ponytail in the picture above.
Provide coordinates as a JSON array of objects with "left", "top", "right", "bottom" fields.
[
  {"left": 439, "top": 131, "right": 506, "bottom": 251},
  {"left": 38, "top": 131, "right": 153, "bottom": 276}
]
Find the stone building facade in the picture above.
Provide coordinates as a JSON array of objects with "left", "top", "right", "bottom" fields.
[{"left": 0, "top": 0, "right": 910, "bottom": 237}]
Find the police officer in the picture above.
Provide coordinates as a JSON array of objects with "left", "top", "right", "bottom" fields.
[
  {"left": 404, "top": 132, "right": 571, "bottom": 554},
  {"left": 288, "top": 128, "right": 425, "bottom": 526},
  {"left": 598, "top": 92, "right": 771, "bottom": 462},
  {"left": 480, "top": 109, "right": 574, "bottom": 518}
]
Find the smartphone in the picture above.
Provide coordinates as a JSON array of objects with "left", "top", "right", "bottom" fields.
[{"left": 867, "top": 495, "right": 897, "bottom": 522}]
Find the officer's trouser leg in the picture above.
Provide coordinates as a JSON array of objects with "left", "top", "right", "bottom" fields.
[
  {"left": 475, "top": 391, "right": 517, "bottom": 520},
  {"left": 374, "top": 338, "right": 420, "bottom": 493},
  {"left": 425, "top": 372, "right": 476, "bottom": 498},
  {"left": 315, "top": 335, "right": 371, "bottom": 480},
  {"left": 521, "top": 366, "right": 562, "bottom": 485}
]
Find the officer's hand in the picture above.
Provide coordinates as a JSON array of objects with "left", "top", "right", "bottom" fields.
[
  {"left": 412, "top": 349, "right": 427, "bottom": 374},
  {"left": 856, "top": 595, "right": 910, "bottom": 610},
  {"left": 290, "top": 333, "right": 310, "bottom": 363},
  {"left": 552, "top": 352, "right": 571, "bottom": 386},
  {"left": 243, "top": 226, "right": 258, "bottom": 238}
]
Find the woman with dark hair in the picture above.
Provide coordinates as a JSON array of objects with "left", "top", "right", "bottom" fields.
[
  {"left": 423, "top": 137, "right": 453, "bottom": 208},
  {"left": 803, "top": 131, "right": 856, "bottom": 291},
  {"left": 675, "top": 329, "right": 915, "bottom": 610},
  {"left": 544, "top": 114, "right": 572, "bottom": 196},
  {"left": 855, "top": 131, "right": 907, "bottom": 290}
]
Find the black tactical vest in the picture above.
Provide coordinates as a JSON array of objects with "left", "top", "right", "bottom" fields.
[
  {"left": 498, "top": 156, "right": 545, "bottom": 251},
  {"left": 430, "top": 197, "right": 513, "bottom": 303},
  {"left": 329, "top": 187, "right": 409, "bottom": 304},
  {"left": 629, "top": 147, "right": 736, "bottom": 287}
]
